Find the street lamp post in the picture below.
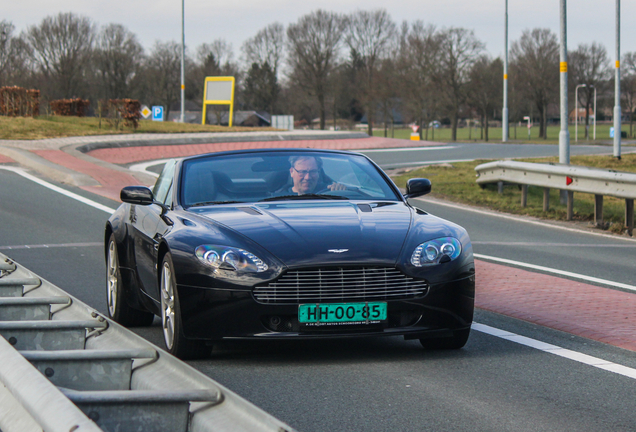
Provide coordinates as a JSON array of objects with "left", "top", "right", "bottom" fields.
[
  {"left": 613, "top": 0, "right": 621, "bottom": 158},
  {"left": 180, "top": 0, "right": 185, "bottom": 124},
  {"left": 575, "top": 84, "right": 586, "bottom": 142},
  {"left": 502, "top": 0, "right": 509, "bottom": 143},
  {"left": 592, "top": 85, "right": 597, "bottom": 140},
  {"left": 559, "top": 0, "right": 570, "bottom": 165}
]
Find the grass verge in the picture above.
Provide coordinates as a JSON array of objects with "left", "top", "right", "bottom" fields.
[
  {"left": 0, "top": 116, "right": 277, "bottom": 140},
  {"left": 390, "top": 153, "right": 636, "bottom": 235}
]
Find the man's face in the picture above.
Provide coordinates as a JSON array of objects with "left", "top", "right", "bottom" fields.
[{"left": 290, "top": 157, "right": 320, "bottom": 195}]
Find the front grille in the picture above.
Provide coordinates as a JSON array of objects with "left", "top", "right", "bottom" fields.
[{"left": 253, "top": 267, "right": 428, "bottom": 304}]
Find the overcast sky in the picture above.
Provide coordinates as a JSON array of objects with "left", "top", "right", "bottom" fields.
[{"left": 6, "top": 0, "right": 636, "bottom": 63}]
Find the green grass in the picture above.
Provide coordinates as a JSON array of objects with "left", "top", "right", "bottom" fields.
[
  {"left": 0, "top": 116, "right": 277, "bottom": 140},
  {"left": 374, "top": 124, "right": 635, "bottom": 143},
  {"left": 390, "top": 153, "right": 636, "bottom": 234}
]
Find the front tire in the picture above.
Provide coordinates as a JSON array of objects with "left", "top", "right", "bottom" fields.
[
  {"left": 160, "top": 253, "right": 209, "bottom": 359},
  {"left": 420, "top": 328, "right": 470, "bottom": 350},
  {"left": 106, "top": 234, "right": 154, "bottom": 327}
]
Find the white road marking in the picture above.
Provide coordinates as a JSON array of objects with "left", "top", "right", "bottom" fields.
[
  {"left": 415, "top": 196, "right": 636, "bottom": 243},
  {"left": 473, "top": 241, "right": 636, "bottom": 247},
  {"left": 0, "top": 166, "right": 116, "bottom": 214},
  {"left": 473, "top": 323, "right": 636, "bottom": 380},
  {"left": 382, "top": 158, "right": 475, "bottom": 168},
  {"left": 362, "top": 146, "right": 453, "bottom": 153},
  {"left": 129, "top": 158, "right": 172, "bottom": 178},
  {"left": 474, "top": 253, "right": 636, "bottom": 292},
  {"left": 0, "top": 242, "right": 102, "bottom": 250}
]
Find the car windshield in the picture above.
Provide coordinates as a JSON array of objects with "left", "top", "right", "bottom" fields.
[{"left": 179, "top": 151, "right": 400, "bottom": 207}]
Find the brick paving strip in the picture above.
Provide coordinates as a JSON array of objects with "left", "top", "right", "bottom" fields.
[
  {"left": 85, "top": 137, "right": 437, "bottom": 164},
  {"left": 0, "top": 155, "right": 15, "bottom": 163},
  {"left": 476, "top": 260, "right": 636, "bottom": 352}
]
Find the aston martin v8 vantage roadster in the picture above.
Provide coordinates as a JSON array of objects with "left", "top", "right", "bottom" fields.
[{"left": 105, "top": 149, "right": 475, "bottom": 359}]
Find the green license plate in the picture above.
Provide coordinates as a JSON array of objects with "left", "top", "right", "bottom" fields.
[{"left": 298, "top": 302, "right": 387, "bottom": 326}]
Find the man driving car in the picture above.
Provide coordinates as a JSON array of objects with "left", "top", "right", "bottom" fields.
[{"left": 284, "top": 155, "right": 346, "bottom": 195}]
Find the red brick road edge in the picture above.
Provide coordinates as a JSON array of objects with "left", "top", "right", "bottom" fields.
[{"left": 475, "top": 260, "right": 636, "bottom": 351}]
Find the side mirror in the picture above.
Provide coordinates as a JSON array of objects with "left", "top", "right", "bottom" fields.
[
  {"left": 121, "top": 186, "right": 154, "bottom": 205},
  {"left": 404, "top": 178, "right": 431, "bottom": 199}
]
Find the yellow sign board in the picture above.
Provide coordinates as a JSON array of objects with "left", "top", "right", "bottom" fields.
[{"left": 202, "top": 76, "right": 235, "bottom": 127}]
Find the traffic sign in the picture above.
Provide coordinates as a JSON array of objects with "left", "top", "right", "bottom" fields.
[
  {"left": 140, "top": 106, "right": 151, "bottom": 119},
  {"left": 152, "top": 106, "right": 164, "bottom": 122}
]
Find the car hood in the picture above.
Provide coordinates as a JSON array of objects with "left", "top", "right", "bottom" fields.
[{"left": 192, "top": 201, "right": 412, "bottom": 267}]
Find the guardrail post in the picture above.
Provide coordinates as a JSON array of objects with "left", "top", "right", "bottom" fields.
[
  {"left": 497, "top": 181, "right": 504, "bottom": 194},
  {"left": 521, "top": 185, "right": 528, "bottom": 207},
  {"left": 627, "top": 199, "right": 634, "bottom": 236},
  {"left": 543, "top": 188, "right": 550, "bottom": 211},
  {"left": 594, "top": 195, "right": 604, "bottom": 227},
  {"left": 567, "top": 191, "right": 574, "bottom": 220}
]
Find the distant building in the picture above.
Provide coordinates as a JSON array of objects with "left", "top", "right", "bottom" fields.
[
  {"left": 168, "top": 101, "right": 271, "bottom": 126},
  {"left": 569, "top": 107, "right": 595, "bottom": 123}
]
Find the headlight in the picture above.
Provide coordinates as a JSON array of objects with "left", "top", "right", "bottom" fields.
[
  {"left": 195, "top": 245, "right": 268, "bottom": 273},
  {"left": 411, "top": 237, "right": 461, "bottom": 266}
]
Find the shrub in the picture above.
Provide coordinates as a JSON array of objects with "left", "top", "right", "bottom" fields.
[
  {"left": 0, "top": 86, "right": 40, "bottom": 117},
  {"left": 50, "top": 98, "right": 90, "bottom": 117}
]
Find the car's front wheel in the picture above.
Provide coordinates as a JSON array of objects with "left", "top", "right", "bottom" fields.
[
  {"left": 160, "top": 252, "right": 209, "bottom": 359},
  {"left": 106, "top": 234, "right": 154, "bottom": 327},
  {"left": 419, "top": 328, "right": 470, "bottom": 350}
]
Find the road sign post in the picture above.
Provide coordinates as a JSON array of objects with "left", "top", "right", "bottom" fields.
[{"left": 202, "top": 77, "right": 235, "bottom": 127}]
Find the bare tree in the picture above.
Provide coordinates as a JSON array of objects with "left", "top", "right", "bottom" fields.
[
  {"left": 23, "top": 12, "right": 96, "bottom": 99},
  {"left": 569, "top": 42, "right": 610, "bottom": 138},
  {"left": 94, "top": 24, "right": 144, "bottom": 100},
  {"left": 622, "top": 52, "right": 636, "bottom": 138},
  {"left": 344, "top": 9, "right": 397, "bottom": 136},
  {"left": 431, "top": 27, "right": 484, "bottom": 141},
  {"left": 241, "top": 23, "right": 285, "bottom": 77},
  {"left": 397, "top": 21, "right": 441, "bottom": 140},
  {"left": 144, "top": 41, "right": 181, "bottom": 119},
  {"left": 468, "top": 55, "right": 503, "bottom": 141},
  {"left": 287, "top": 10, "right": 346, "bottom": 130},
  {"left": 510, "top": 28, "right": 559, "bottom": 139}
]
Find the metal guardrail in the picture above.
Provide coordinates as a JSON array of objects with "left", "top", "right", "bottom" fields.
[
  {"left": 475, "top": 160, "right": 635, "bottom": 235},
  {"left": 0, "top": 252, "right": 296, "bottom": 432}
]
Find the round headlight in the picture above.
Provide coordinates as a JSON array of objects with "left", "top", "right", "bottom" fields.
[
  {"left": 441, "top": 243, "right": 456, "bottom": 257},
  {"left": 203, "top": 250, "right": 220, "bottom": 267},
  {"left": 222, "top": 251, "right": 240, "bottom": 269},
  {"left": 424, "top": 244, "right": 439, "bottom": 261}
]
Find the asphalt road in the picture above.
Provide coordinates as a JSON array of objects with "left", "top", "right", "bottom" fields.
[
  {"left": 358, "top": 143, "right": 619, "bottom": 169},
  {"left": 2, "top": 142, "right": 636, "bottom": 431}
]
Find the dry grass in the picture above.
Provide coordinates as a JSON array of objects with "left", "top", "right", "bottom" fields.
[{"left": 0, "top": 116, "right": 278, "bottom": 140}]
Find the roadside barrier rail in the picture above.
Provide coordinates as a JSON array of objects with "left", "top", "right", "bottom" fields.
[
  {"left": 0, "top": 252, "right": 295, "bottom": 432},
  {"left": 475, "top": 160, "right": 635, "bottom": 235}
]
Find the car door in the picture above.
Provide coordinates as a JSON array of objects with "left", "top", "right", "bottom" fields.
[{"left": 131, "top": 160, "right": 176, "bottom": 302}]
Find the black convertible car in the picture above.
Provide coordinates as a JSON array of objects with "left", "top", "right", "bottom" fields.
[{"left": 105, "top": 149, "right": 474, "bottom": 358}]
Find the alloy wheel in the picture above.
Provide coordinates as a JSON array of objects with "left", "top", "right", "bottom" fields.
[
  {"left": 161, "top": 261, "right": 176, "bottom": 349},
  {"left": 106, "top": 240, "right": 118, "bottom": 317}
]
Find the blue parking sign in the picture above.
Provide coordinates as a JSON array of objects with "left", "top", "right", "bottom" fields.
[{"left": 152, "top": 106, "right": 164, "bottom": 122}]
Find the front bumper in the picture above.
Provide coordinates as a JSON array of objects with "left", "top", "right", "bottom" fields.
[{"left": 177, "top": 274, "right": 475, "bottom": 341}]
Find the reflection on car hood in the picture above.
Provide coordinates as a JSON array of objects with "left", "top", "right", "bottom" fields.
[{"left": 193, "top": 201, "right": 411, "bottom": 267}]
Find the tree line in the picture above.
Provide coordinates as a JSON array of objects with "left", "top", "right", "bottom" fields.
[{"left": 1, "top": 10, "right": 635, "bottom": 139}]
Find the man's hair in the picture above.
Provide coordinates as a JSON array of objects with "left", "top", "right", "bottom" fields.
[{"left": 289, "top": 155, "right": 323, "bottom": 169}]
